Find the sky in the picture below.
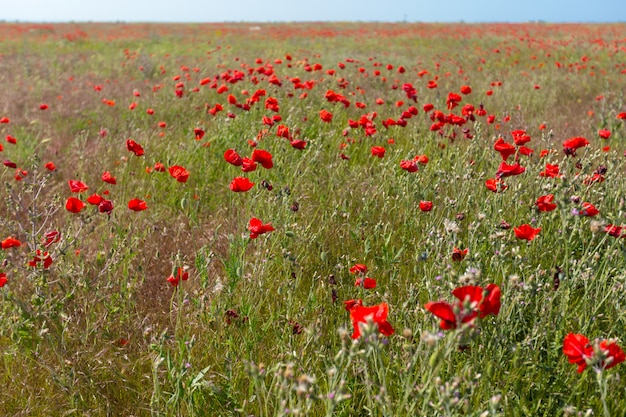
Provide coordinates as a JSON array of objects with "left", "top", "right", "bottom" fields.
[{"left": 0, "top": 0, "right": 624, "bottom": 23}]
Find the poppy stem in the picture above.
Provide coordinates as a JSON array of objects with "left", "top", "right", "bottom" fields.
[{"left": 595, "top": 368, "right": 610, "bottom": 417}]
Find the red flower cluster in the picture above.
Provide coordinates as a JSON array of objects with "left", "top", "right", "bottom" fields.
[
  {"left": 347, "top": 302, "right": 394, "bottom": 339},
  {"left": 563, "top": 333, "right": 625, "bottom": 373},
  {"left": 425, "top": 284, "right": 501, "bottom": 330},
  {"left": 350, "top": 263, "right": 376, "bottom": 289}
]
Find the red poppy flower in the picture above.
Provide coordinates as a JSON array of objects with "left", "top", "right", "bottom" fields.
[
  {"left": 128, "top": 198, "right": 148, "bottom": 211},
  {"left": 290, "top": 139, "right": 307, "bottom": 149},
  {"left": 6, "top": 135, "right": 17, "bottom": 144},
  {"left": 617, "top": 112, "right": 626, "bottom": 120},
  {"left": 562, "top": 137, "right": 589, "bottom": 156},
  {"left": 400, "top": 160, "right": 418, "bottom": 172},
  {"left": 350, "top": 302, "right": 394, "bottom": 339},
  {"left": 536, "top": 194, "right": 557, "bottom": 212},
  {"left": 251, "top": 149, "right": 273, "bottom": 169},
  {"left": 65, "top": 197, "right": 86, "bottom": 213},
  {"left": 169, "top": 165, "right": 190, "bottom": 183},
  {"left": 98, "top": 199, "right": 114, "bottom": 214},
  {"left": 580, "top": 202, "right": 599, "bottom": 217},
  {"left": 563, "top": 333, "right": 592, "bottom": 373},
  {"left": 598, "top": 340, "right": 626, "bottom": 370},
  {"left": 371, "top": 146, "right": 385, "bottom": 158},
  {"left": 494, "top": 138, "right": 516, "bottom": 161},
  {"left": 349, "top": 264, "right": 368, "bottom": 274},
  {"left": 0, "top": 117, "right": 9, "bottom": 124},
  {"left": 343, "top": 298, "right": 363, "bottom": 311},
  {"left": 354, "top": 277, "right": 377, "bottom": 289},
  {"left": 43, "top": 230, "right": 61, "bottom": 247},
  {"left": 485, "top": 178, "right": 508, "bottom": 193},
  {"left": 518, "top": 146, "right": 534, "bottom": 156},
  {"left": 68, "top": 180, "right": 89, "bottom": 193},
  {"left": 126, "top": 139, "right": 145, "bottom": 156},
  {"left": 598, "top": 129, "right": 611, "bottom": 139},
  {"left": 154, "top": 162, "right": 166, "bottom": 172},
  {"left": 319, "top": 109, "right": 333, "bottom": 123},
  {"left": 511, "top": 130, "right": 531, "bottom": 146},
  {"left": 451, "top": 247, "right": 468, "bottom": 261},
  {"left": 514, "top": 224, "right": 541, "bottom": 241},
  {"left": 478, "top": 284, "right": 501, "bottom": 318},
  {"left": 39, "top": 103, "right": 49, "bottom": 110},
  {"left": 230, "top": 177, "right": 254, "bottom": 192},
  {"left": 1, "top": 236, "right": 21, "bottom": 249},
  {"left": 241, "top": 158, "right": 257, "bottom": 172},
  {"left": 539, "top": 163, "right": 560, "bottom": 178},
  {"left": 224, "top": 149, "right": 244, "bottom": 166},
  {"left": 425, "top": 300, "right": 476, "bottom": 330},
  {"left": 101, "top": 171, "right": 116, "bottom": 185},
  {"left": 419, "top": 201, "right": 433, "bottom": 212},
  {"left": 248, "top": 217, "right": 275, "bottom": 239},
  {"left": 44, "top": 162, "right": 56, "bottom": 171},
  {"left": 87, "top": 193, "right": 104, "bottom": 205},
  {"left": 460, "top": 85, "right": 472, "bottom": 95},
  {"left": 167, "top": 267, "right": 189, "bottom": 287},
  {"left": 496, "top": 162, "right": 525, "bottom": 178},
  {"left": 0, "top": 273, "right": 7, "bottom": 287},
  {"left": 446, "top": 92, "right": 462, "bottom": 110},
  {"left": 194, "top": 128, "right": 205, "bottom": 140},
  {"left": 604, "top": 224, "right": 625, "bottom": 238},
  {"left": 3, "top": 160, "right": 17, "bottom": 168},
  {"left": 28, "top": 249, "right": 53, "bottom": 269}
]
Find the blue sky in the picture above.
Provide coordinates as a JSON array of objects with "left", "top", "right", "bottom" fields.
[{"left": 0, "top": 0, "right": 624, "bottom": 23}]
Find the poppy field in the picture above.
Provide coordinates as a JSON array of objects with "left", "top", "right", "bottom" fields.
[{"left": 2, "top": 22, "right": 626, "bottom": 416}]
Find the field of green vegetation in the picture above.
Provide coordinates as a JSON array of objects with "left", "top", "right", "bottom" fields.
[{"left": 1, "top": 22, "right": 626, "bottom": 416}]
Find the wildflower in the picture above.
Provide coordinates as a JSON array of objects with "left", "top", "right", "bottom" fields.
[
  {"left": 371, "top": 146, "right": 385, "bottom": 158},
  {"left": 514, "top": 224, "right": 541, "bottom": 241},
  {"left": 169, "top": 165, "right": 190, "bottom": 183},
  {"left": 563, "top": 137, "right": 589, "bottom": 156},
  {"left": 1, "top": 237, "right": 21, "bottom": 249},
  {"left": 580, "top": 202, "right": 599, "bottom": 217},
  {"left": 65, "top": 197, "right": 86, "bottom": 213},
  {"left": 349, "top": 302, "right": 394, "bottom": 339},
  {"left": 248, "top": 218, "right": 275, "bottom": 239},
  {"left": 101, "top": 171, "right": 116, "bottom": 184},
  {"left": 485, "top": 178, "right": 508, "bottom": 193},
  {"left": 451, "top": 247, "right": 468, "bottom": 261},
  {"left": 493, "top": 138, "right": 516, "bottom": 161},
  {"left": 230, "top": 177, "right": 254, "bottom": 192},
  {"left": 536, "top": 194, "right": 557, "bottom": 212},
  {"left": 224, "top": 149, "right": 244, "bottom": 166},
  {"left": 167, "top": 267, "right": 189, "bottom": 287},
  {"left": 419, "top": 201, "right": 433, "bottom": 212},
  {"left": 43, "top": 230, "right": 61, "bottom": 247},
  {"left": 68, "top": 180, "right": 89, "bottom": 193},
  {"left": 319, "top": 109, "right": 333, "bottom": 123},
  {"left": 251, "top": 149, "right": 273, "bottom": 169},
  {"left": 540, "top": 163, "right": 561, "bottom": 178},
  {"left": 354, "top": 277, "right": 377, "bottom": 289},
  {"left": 126, "top": 139, "right": 145, "bottom": 156},
  {"left": 496, "top": 162, "right": 525, "bottom": 178},
  {"left": 128, "top": 198, "right": 148, "bottom": 211}
]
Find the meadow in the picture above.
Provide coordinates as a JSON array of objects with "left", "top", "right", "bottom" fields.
[{"left": 1, "top": 21, "right": 626, "bottom": 416}]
